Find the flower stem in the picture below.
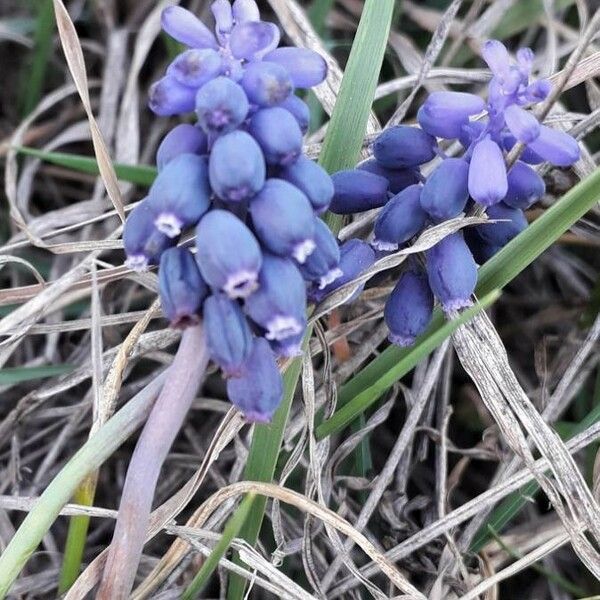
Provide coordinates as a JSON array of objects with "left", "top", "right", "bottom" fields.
[{"left": 97, "top": 324, "right": 209, "bottom": 599}]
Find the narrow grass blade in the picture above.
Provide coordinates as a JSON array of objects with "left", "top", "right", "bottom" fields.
[
  {"left": 182, "top": 493, "right": 256, "bottom": 600},
  {"left": 0, "top": 364, "right": 73, "bottom": 385},
  {"left": 15, "top": 147, "right": 157, "bottom": 187}
]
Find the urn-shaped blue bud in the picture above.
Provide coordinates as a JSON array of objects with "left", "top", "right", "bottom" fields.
[
  {"left": 123, "top": 199, "right": 173, "bottom": 271},
  {"left": 420, "top": 158, "right": 469, "bottom": 222},
  {"left": 524, "top": 79, "right": 551, "bottom": 103},
  {"left": 264, "top": 47, "right": 327, "bottom": 88},
  {"left": 229, "top": 21, "right": 281, "bottom": 61},
  {"left": 527, "top": 125, "right": 580, "bottom": 167},
  {"left": 232, "top": 0, "right": 260, "bottom": 23},
  {"left": 248, "top": 107, "right": 303, "bottom": 166},
  {"left": 504, "top": 161, "right": 545, "bottom": 209},
  {"left": 468, "top": 137, "right": 508, "bottom": 206},
  {"left": 358, "top": 159, "right": 420, "bottom": 195},
  {"left": 503, "top": 104, "right": 540, "bottom": 144},
  {"left": 161, "top": 6, "right": 218, "bottom": 49},
  {"left": 482, "top": 40, "right": 511, "bottom": 79},
  {"left": 277, "top": 95, "right": 310, "bottom": 134},
  {"left": 426, "top": 232, "right": 477, "bottom": 312},
  {"left": 226, "top": 338, "right": 283, "bottom": 423},
  {"left": 211, "top": 0, "right": 233, "bottom": 39},
  {"left": 502, "top": 132, "right": 543, "bottom": 165},
  {"left": 196, "top": 209, "right": 262, "bottom": 298},
  {"left": 244, "top": 254, "right": 307, "bottom": 341},
  {"left": 373, "top": 126, "right": 437, "bottom": 169},
  {"left": 476, "top": 202, "right": 527, "bottom": 247},
  {"left": 167, "top": 49, "right": 222, "bottom": 88},
  {"left": 241, "top": 61, "right": 293, "bottom": 107},
  {"left": 209, "top": 130, "right": 266, "bottom": 202},
  {"left": 298, "top": 218, "right": 342, "bottom": 288},
  {"left": 250, "top": 179, "right": 316, "bottom": 262},
  {"left": 384, "top": 268, "right": 434, "bottom": 347},
  {"left": 149, "top": 154, "right": 211, "bottom": 237},
  {"left": 156, "top": 124, "right": 208, "bottom": 171},
  {"left": 329, "top": 169, "right": 389, "bottom": 214},
  {"left": 417, "top": 91, "right": 485, "bottom": 139},
  {"left": 373, "top": 184, "right": 428, "bottom": 251},
  {"left": 148, "top": 76, "right": 197, "bottom": 116},
  {"left": 195, "top": 76, "right": 249, "bottom": 136},
  {"left": 280, "top": 156, "right": 334, "bottom": 214},
  {"left": 204, "top": 293, "right": 253, "bottom": 376},
  {"left": 158, "top": 247, "right": 208, "bottom": 329}
]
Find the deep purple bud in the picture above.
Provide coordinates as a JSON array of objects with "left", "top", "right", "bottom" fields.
[
  {"left": 329, "top": 169, "right": 389, "bottom": 214},
  {"left": 384, "top": 268, "right": 434, "bottom": 347},
  {"left": 373, "top": 126, "right": 437, "bottom": 169},
  {"left": 196, "top": 209, "right": 262, "bottom": 298},
  {"left": 311, "top": 239, "right": 375, "bottom": 303},
  {"left": 426, "top": 232, "right": 477, "bottom": 312},
  {"left": 373, "top": 184, "right": 428, "bottom": 251},
  {"left": 476, "top": 202, "right": 527, "bottom": 247},
  {"left": 417, "top": 92, "right": 485, "bottom": 139},
  {"left": 195, "top": 76, "right": 249, "bottom": 135},
  {"left": 245, "top": 254, "right": 307, "bottom": 342},
  {"left": 156, "top": 124, "right": 208, "bottom": 171},
  {"left": 241, "top": 61, "right": 293, "bottom": 107},
  {"left": 502, "top": 132, "right": 544, "bottom": 164},
  {"left": 504, "top": 161, "right": 545, "bottom": 209},
  {"left": 277, "top": 95, "right": 310, "bottom": 134},
  {"left": 232, "top": 0, "right": 260, "bottom": 23},
  {"left": 358, "top": 158, "right": 420, "bottom": 195},
  {"left": 226, "top": 338, "right": 283, "bottom": 423},
  {"left": 250, "top": 179, "right": 315, "bottom": 262},
  {"left": 248, "top": 107, "right": 303, "bottom": 166},
  {"left": 264, "top": 47, "right": 327, "bottom": 88},
  {"left": 204, "top": 293, "right": 253, "bottom": 376},
  {"left": 527, "top": 125, "right": 580, "bottom": 167},
  {"left": 420, "top": 158, "right": 469, "bottom": 222},
  {"left": 524, "top": 79, "right": 551, "bottom": 103},
  {"left": 298, "top": 218, "right": 341, "bottom": 288},
  {"left": 504, "top": 104, "right": 540, "bottom": 144},
  {"left": 280, "top": 156, "right": 334, "bottom": 214},
  {"left": 211, "top": 0, "right": 234, "bottom": 39},
  {"left": 468, "top": 137, "right": 508, "bottom": 206},
  {"left": 161, "top": 6, "right": 218, "bottom": 49},
  {"left": 482, "top": 40, "right": 511, "bottom": 78},
  {"left": 158, "top": 248, "right": 208, "bottom": 329},
  {"left": 149, "top": 154, "right": 211, "bottom": 237},
  {"left": 123, "top": 200, "right": 173, "bottom": 271},
  {"left": 167, "top": 49, "right": 222, "bottom": 88},
  {"left": 229, "top": 21, "right": 280, "bottom": 60},
  {"left": 270, "top": 330, "right": 304, "bottom": 358},
  {"left": 209, "top": 131, "right": 266, "bottom": 202},
  {"left": 148, "top": 76, "right": 197, "bottom": 116}
]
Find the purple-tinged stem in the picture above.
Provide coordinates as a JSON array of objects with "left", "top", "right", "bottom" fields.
[{"left": 97, "top": 324, "right": 209, "bottom": 599}]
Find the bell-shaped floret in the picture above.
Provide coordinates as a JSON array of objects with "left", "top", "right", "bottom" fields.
[
  {"left": 277, "top": 94, "right": 310, "bottom": 134},
  {"left": 149, "top": 154, "right": 211, "bottom": 237},
  {"left": 195, "top": 209, "right": 262, "bottom": 298},
  {"left": 245, "top": 254, "right": 307, "bottom": 342},
  {"left": 167, "top": 49, "right": 222, "bottom": 88},
  {"left": 476, "top": 202, "right": 527, "bottom": 247},
  {"left": 468, "top": 137, "right": 508, "bottom": 206},
  {"left": 373, "top": 126, "right": 437, "bottom": 169},
  {"left": 503, "top": 104, "right": 540, "bottom": 144},
  {"left": 420, "top": 158, "right": 469, "bottom": 222},
  {"left": 426, "top": 232, "right": 477, "bottom": 312},
  {"left": 209, "top": 130, "right": 266, "bottom": 202},
  {"left": 384, "top": 268, "right": 434, "bottom": 347},
  {"left": 232, "top": 0, "right": 260, "bottom": 23},
  {"left": 204, "top": 293, "right": 253, "bottom": 376},
  {"left": 358, "top": 158, "right": 419, "bottom": 195},
  {"left": 417, "top": 91, "right": 485, "bottom": 139},
  {"left": 527, "top": 125, "right": 580, "bottom": 167},
  {"left": 298, "top": 218, "right": 341, "bottom": 288},
  {"left": 248, "top": 107, "right": 302, "bottom": 166},
  {"left": 504, "top": 161, "right": 545, "bottom": 209},
  {"left": 161, "top": 6, "right": 218, "bottom": 49},
  {"left": 264, "top": 47, "right": 327, "bottom": 88},
  {"left": 226, "top": 338, "right": 283, "bottom": 423},
  {"left": 280, "top": 156, "right": 334, "bottom": 214},
  {"left": 148, "top": 76, "right": 197, "bottom": 116},
  {"left": 241, "top": 61, "right": 293, "bottom": 107},
  {"left": 329, "top": 169, "right": 389, "bottom": 214},
  {"left": 250, "top": 179, "right": 316, "bottom": 262},
  {"left": 123, "top": 199, "right": 173, "bottom": 271},
  {"left": 229, "top": 21, "right": 280, "bottom": 60},
  {"left": 373, "top": 184, "right": 428, "bottom": 251},
  {"left": 158, "top": 247, "right": 208, "bottom": 329},
  {"left": 156, "top": 124, "right": 208, "bottom": 170},
  {"left": 195, "top": 76, "right": 249, "bottom": 135}
]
